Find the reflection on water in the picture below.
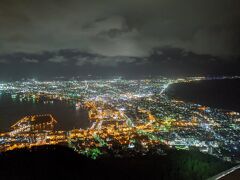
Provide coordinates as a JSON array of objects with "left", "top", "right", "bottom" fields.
[{"left": 0, "top": 93, "right": 89, "bottom": 132}]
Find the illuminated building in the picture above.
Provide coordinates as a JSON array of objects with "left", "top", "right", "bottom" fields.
[{"left": 10, "top": 114, "right": 57, "bottom": 136}]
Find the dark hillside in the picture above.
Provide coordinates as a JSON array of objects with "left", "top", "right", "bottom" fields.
[{"left": 0, "top": 145, "right": 234, "bottom": 180}]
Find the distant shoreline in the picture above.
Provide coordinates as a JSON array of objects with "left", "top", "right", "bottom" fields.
[{"left": 166, "top": 79, "right": 240, "bottom": 113}]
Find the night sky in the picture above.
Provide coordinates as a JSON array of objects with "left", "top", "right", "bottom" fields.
[{"left": 0, "top": 0, "right": 240, "bottom": 80}]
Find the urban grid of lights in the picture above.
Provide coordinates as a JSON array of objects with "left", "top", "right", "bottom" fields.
[{"left": 0, "top": 76, "right": 239, "bottom": 161}]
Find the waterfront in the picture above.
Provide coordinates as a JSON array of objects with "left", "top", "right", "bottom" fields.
[
  {"left": 0, "top": 77, "right": 239, "bottom": 162},
  {"left": 167, "top": 79, "right": 240, "bottom": 113},
  {"left": 0, "top": 93, "right": 89, "bottom": 132}
]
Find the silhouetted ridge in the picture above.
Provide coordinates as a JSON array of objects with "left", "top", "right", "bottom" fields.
[{"left": 0, "top": 145, "right": 234, "bottom": 180}]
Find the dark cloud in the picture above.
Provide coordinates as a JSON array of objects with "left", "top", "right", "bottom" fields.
[
  {"left": 22, "top": 58, "right": 39, "bottom": 63},
  {"left": 0, "top": 0, "right": 239, "bottom": 58},
  {"left": 76, "top": 55, "right": 138, "bottom": 67},
  {"left": 0, "top": 0, "right": 239, "bottom": 79},
  {"left": 0, "top": 59, "right": 8, "bottom": 64},
  {"left": 0, "top": 49, "right": 239, "bottom": 81},
  {"left": 48, "top": 56, "right": 68, "bottom": 63}
]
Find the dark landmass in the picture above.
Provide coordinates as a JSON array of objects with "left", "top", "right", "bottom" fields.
[
  {"left": 167, "top": 79, "right": 240, "bottom": 112},
  {"left": 0, "top": 145, "right": 234, "bottom": 180}
]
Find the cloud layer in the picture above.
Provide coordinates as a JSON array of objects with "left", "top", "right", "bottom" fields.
[{"left": 0, "top": 0, "right": 239, "bottom": 58}]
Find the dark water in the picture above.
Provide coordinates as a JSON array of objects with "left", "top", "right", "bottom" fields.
[
  {"left": 0, "top": 94, "right": 89, "bottom": 132},
  {"left": 167, "top": 79, "right": 240, "bottom": 112}
]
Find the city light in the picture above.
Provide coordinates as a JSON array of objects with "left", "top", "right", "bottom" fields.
[{"left": 0, "top": 76, "right": 239, "bottom": 162}]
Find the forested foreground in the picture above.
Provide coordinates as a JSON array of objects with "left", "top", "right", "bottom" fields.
[{"left": 0, "top": 145, "right": 235, "bottom": 180}]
